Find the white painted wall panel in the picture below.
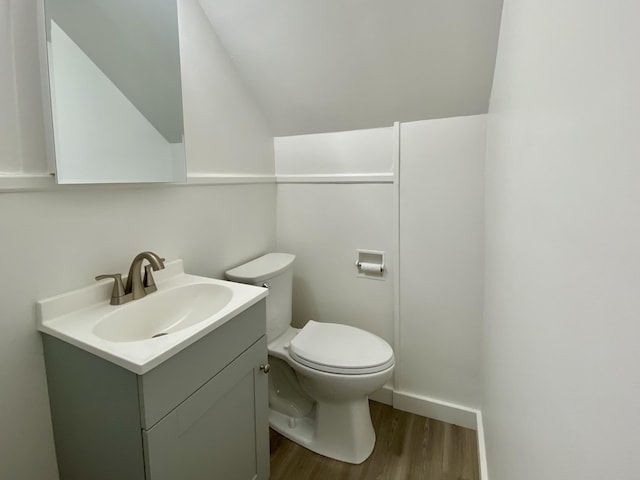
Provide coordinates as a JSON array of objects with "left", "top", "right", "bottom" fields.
[
  {"left": 484, "top": 1, "right": 640, "bottom": 479},
  {"left": 399, "top": 115, "right": 485, "bottom": 408},
  {"left": 276, "top": 183, "right": 395, "bottom": 346},
  {"left": 275, "top": 127, "right": 393, "bottom": 175},
  {"left": 0, "top": 1, "right": 21, "bottom": 173},
  {"left": 180, "top": 0, "right": 273, "bottom": 175},
  {"left": 11, "top": 0, "right": 48, "bottom": 173}
]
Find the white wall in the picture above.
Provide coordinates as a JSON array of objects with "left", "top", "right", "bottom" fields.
[
  {"left": 399, "top": 115, "right": 485, "bottom": 408},
  {"left": 1, "top": 0, "right": 46, "bottom": 173},
  {"left": 0, "top": 1, "right": 21, "bottom": 172},
  {"left": 275, "top": 119, "right": 486, "bottom": 415},
  {"left": 0, "top": 0, "right": 275, "bottom": 478},
  {"left": 277, "top": 182, "right": 395, "bottom": 343},
  {"left": 484, "top": 1, "right": 640, "bottom": 479},
  {"left": 180, "top": 0, "right": 274, "bottom": 175},
  {"left": 275, "top": 127, "right": 393, "bottom": 175},
  {"left": 275, "top": 128, "right": 395, "bottom": 346}
]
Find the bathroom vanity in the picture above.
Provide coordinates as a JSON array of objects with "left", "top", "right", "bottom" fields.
[{"left": 38, "top": 261, "right": 269, "bottom": 480}]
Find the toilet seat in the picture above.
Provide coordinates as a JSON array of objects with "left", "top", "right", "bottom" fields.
[{"left": 289, "top": 321, "right": 394, "bottom": 375}]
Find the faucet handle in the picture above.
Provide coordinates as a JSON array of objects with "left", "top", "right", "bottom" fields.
[
  {"left": 95, "top": 273, "right": 126, "bottom": 305},
  {"left": 143, "top": 265, "right": 158, "bottom": 293}
]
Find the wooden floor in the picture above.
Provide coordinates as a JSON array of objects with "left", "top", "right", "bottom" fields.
[{"left": 269, "top": 401, "right": 479, "bottom": 480}]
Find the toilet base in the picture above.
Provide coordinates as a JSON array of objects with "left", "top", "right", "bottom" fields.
[{"left": 269, "top": 397, "right": 375, "bottom": 464}]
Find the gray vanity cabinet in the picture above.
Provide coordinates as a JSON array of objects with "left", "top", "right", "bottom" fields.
[
  {"left": 144, "top": 339, "right": 267, "bottom": 480},
  {"left": 42, "top": 301, "right": 269, "bottom": 480}
]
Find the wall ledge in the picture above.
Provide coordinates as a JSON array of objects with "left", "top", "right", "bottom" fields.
[
  {"left": 0, "top": 172, "right": 396, "bottom": 192},
  {"left": 0, "top": 173, "right": 277, "bottom": 193},
  {"left": 186, "top": 173, "right": 276, "bottom": 185},
  {"left": 0, "top": 173, "right": 56, "bottom": 192},
  {"left": 276, "top": 173, "right": 394, "bottom": 184}
]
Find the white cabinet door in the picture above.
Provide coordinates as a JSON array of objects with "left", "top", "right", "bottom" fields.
[{"left": 144, "top": 337, "right": 269, "bottom": 480}]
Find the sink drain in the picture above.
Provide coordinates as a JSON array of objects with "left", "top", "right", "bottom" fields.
[{"left": 151, "top": 332, "right": 168, "bottom": 339}]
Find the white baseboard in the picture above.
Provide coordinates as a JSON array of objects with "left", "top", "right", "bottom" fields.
[
  {"left": 391, "top": 390, "right": 488, "bottom": 480},
  {"left": 369, "top": 384, "right": 394, "bottom": 405},
  {"left": 475, "top": 409, "right": 489, "bottom": 480},
  {"left": 392, "top": 390, "right": 478, "bottom": 430}
]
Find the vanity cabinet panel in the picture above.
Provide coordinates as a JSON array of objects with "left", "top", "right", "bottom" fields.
[
  {"left": 42, "top": 300, "right": 268, "bottom": 480},
  {"left": 138, "top": 302, "right": 265, "bottom": 429},
  {"left": 144, "top": 337, "right": 269, "bottom": 480},
  {"left": 43, "top": 334, "right": 146, "bottom": 480}
]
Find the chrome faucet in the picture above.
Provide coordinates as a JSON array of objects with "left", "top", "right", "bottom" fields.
[{"left": 96, "top": 251, "right": 165, "bottom": 305}]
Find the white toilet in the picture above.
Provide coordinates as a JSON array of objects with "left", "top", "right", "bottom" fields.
[{"left": 225, "top": 253, "right": 394, "bottom": 464}]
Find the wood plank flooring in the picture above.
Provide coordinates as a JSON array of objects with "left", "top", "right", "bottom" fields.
[{"left": 269, "top": 401, "right": 479, "bottom": 480}]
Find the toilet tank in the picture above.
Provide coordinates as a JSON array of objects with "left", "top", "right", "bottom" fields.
[{"left": 225, "top": 253, "right": 295, "bottom": 342}]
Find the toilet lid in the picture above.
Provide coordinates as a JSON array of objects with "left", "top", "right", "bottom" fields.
[{"left": 289, "top": 321, "right": 394, "bottom": 375}]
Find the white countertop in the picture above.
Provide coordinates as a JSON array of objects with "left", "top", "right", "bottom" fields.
[{"left": 37, "top": 260, "right": 268, "bottom": 374}]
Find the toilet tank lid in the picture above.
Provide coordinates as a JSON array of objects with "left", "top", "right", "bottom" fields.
[{"left": 225, "top": 253, "right": 296, "bottom": 284}]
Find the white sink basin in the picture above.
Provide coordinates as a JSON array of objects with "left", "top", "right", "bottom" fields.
[
  {"left": 93, "top": 283, "right": 234, "bottom": 342},
  {"left": 37, "top": 260, "right": 267, "bottom": 374}
]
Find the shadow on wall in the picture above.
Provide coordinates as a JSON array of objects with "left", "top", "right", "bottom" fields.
[{"left": 291, "top": 275, "right": 317, "bottom": 328}]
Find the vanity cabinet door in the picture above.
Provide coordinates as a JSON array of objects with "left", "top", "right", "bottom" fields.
[{"left": 143, "top": 337, "right": 269, "bottom": 480}]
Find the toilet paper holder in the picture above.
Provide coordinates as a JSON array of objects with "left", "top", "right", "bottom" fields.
[
  {"left": 355, "top": 261, "right": 384, "bottom": 272},
  {"left": 355, "top": 249, "right": 385, "bottom": 279}
]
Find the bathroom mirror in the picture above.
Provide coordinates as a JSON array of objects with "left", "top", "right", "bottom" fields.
[{"left": 41, "top": 0, "right": 187, "bottom": 184}]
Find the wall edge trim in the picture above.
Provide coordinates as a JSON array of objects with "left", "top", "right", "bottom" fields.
[
  {"left": 0, "top": 173, "right": 277, "bottom": 192},
  {"left": 276, "top": 173, "right": 394, "bottom": 184},
  {"left": 0, "top": 172, "right": 397, "bottom": 191},
  {"left": 186, "top": 173, "right": 276, "bottom": 185},
  {"left": 476, "top": 409, "right": 489, "bottom": 480},
  {"left": 0, "top": 173, "right": 56, "bottom": 192}
]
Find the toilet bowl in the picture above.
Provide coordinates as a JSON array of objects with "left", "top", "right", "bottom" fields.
[{"left": 225, "top": 253, "right": 394, "bottom": 464}]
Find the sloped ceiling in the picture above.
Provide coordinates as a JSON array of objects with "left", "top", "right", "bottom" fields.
[{"left": 198, "top": 0, "right": 503, "bottom": 136}]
